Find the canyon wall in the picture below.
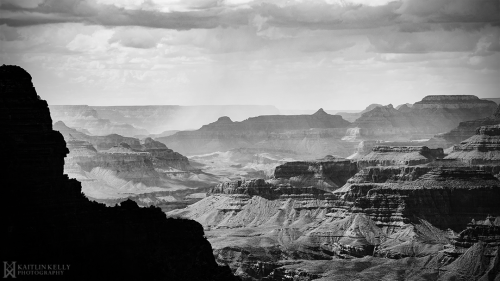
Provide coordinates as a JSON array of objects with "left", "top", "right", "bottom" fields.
[
  {"left": 158, "top": 109, "right": 353, "bottom": 158},
  {"left": 1, "top": 64, "right": 238, "bottom": 280},
  {"left": 350, "top": 95, "right": 497, "bottom": 138},
  {"left": 438, "top": 104, "right": 500, "bottom": 144},
  {"left": 51, "top": 104, "right": 280, "bottom": 135}
]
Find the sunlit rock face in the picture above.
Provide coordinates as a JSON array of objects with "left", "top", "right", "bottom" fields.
[
  {"left": 55, "top": 118, "right": 215, "bottom": 204},
  {"left": 169, "top": 140, "right": 500, "bottom": 280},
  {"left": 445, "top": 124, "right": 500, "bottom": 166},
  {"left": 437, "top": 104, "right": 500, "bottom": 145},
  {"left": 1, "top": 65, "right": 238, "bottom": 280},
  {"left": 350, "top": 95, "right": 498, "bottom": 138},
  {"left": 357, "top": 145, "right": 444, "bottom": 169}
]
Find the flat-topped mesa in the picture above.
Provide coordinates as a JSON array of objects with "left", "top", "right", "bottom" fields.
[
  {"left": 357, "top": 145, "right": 444, "bottom": 169},
  {"left": 273, "top": 156, "right": 357, "bottom": 191},
  {"left": 159, "top": 110, "right": 352, "bottom": 157},
  {"left": 209, "top": 178, "right": 332, "bottom": 200},
  {"left": 199, "top": 110, "right": 351, "bottom": 132},
  {"left": 445, "top": 124, "right": 500, "bottom": 165},
  {"left": 413, "top": 95, "right": 497, "bottom": 109}
]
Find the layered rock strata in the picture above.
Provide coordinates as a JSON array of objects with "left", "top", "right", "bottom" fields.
[
  {"left": 50, "top": 105, "right": 149, "bottom": 136},
  {"left": 438, "top": 104, "right": 500, "bottom": 144},
  {"left": 445, "top": 124, "right": 500, "bottom": 165},
  {"left": 272, "top": 156, "right": 357, "bottom": 191},
  {"left": 1, "top": 64, "right": 237, "bottom": 280},
  {"left": 350, "top": 95, "right": 497, "bottom": 138},
  {"left": 357, "top": 145, "right": 444, "bottom": 169},
  {"left": 157, "top": 109, "right": 353, "bottom": 158}
]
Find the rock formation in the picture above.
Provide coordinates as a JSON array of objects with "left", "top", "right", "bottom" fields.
[
  {"left": 438, "top": 104, "right": 500, "bottom": 144},
  {"left": 272, "top": 156, "right": 357, "bottom": 190},
  {"left": 357, "top": 145, "right": 444, "bottom": 168},
  {"left": 51, "top": 104, "right": 280, "bottom": 134},
  {"left": 350, "top": 95, "right": 497, "bottom": 139},
  {"left": 445, "top": 124, "right": 500, "bottom": 166},
  {"left": 169, "top": 137, "right": 500, "bottom": 279},
  {"left": 158, "top": 109, "right": 353, "bottom": 158},
  {"left": 53, "top": 119, "right": 214, "bottom": 205},
  {"left": 50, "top": 105, "right": 149, "bottom": 136},
  {"left": 54, "top": 121, "right": 142, "bottom": 150},
  {"left": 1, "top": 64, "right": 238, "bottom": 280}
]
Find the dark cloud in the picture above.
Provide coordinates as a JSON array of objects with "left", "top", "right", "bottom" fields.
[{"left": 1, "top": 0, "right": 498, "bottom": 30}]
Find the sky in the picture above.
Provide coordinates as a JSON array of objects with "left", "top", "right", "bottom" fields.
[{"left": 0, "top": 0, "right": 499, "bottom": 110}]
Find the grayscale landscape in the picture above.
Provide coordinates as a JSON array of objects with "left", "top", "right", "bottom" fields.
[{"left": 1, "top": 0, "right": 499, "bottom": 280}]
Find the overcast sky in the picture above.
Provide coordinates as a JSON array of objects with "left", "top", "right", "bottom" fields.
[{"left": 1, "top": 0, "right": 499, "bottom": 110}]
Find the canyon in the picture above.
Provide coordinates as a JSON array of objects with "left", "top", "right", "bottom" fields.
[
  {"left": 1, "top": 65, "right": 239, "bottom": 280},
  {"left": 350, "top": 95, "right": 497, "bottom": 139},
  {"left": 4, "top": 63, "right": 500, "bottom": 280},
  {"left": 49, "top": 104, "right": 280, "bottom": 136},
  {"left": 158, "top": 109, "right": 354, "bottom": 158},
  {"left": 53, "top": 119, "right": 218, "bottom": 209},
  {"left": 158, "top": 96, "right": 497, "bottom": 160},
  {"left": 169, "top": 124, "right": 500, "bottom": 280}
]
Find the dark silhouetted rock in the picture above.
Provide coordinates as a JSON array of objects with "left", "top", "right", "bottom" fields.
[{"left": 1, "top": 64, "right": 238, "bottom": 281}]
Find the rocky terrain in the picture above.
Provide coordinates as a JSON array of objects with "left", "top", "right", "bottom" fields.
[
  {"left": 437, "top": 104, "right": 500, "bottom": 145},
  {"left": 444, "top": 124, "right": 500, "bottom": 173},
  {"left": 59, "top": 125, "right": 219, "bottom": 209},
  {"left": 168, "top": 125, "right": 500, "bottom": 280},
  {"left": 1, "top": 64, "right": 238, "bottom": 280},
  {"left": 350, "top": 95, "right": 497, "bottom": 139},
  {"left": 50, "top": 104, "right": 280, "bottom": 136},
  {"left": 158, "top": 109, "right": 354, "bottom": 158},
  {"left": 49, "top": 105, "right": 150, "bottom": 136},
  {"left": 188, "top": 148, "right": 298, "bottom": 181}
]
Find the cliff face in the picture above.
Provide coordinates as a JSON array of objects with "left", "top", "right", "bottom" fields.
[
  {"left": 50, "top": 105, "right": 149, "bottom": 136},
  {"left": 272, "top": 156, "right": 357, "bottom": 190},
  {"left": 56, "top": 119, "right": 212, "bottom": 202},
  {"left": 158, "top": 109, "right": 353, "bottom": 157},
  {"left": 351, "top": 95, "right": 497, "bottom": 137},
  {"left": 54, "top": 121, "right": 142, "bottom": 150},
  {"left": 1, "top": 65, "right": 237, "bottom": 280},
  {"left": 335, "top": 168, "right": 500, "bottom": 231},
  {"left": 437, "top": 104, "right": 500, "bottom": 145},
  {"left": 357, "top": 145, "right": 444, "bottom": 169},
  {"left": 445, "top": 124, "right": 500, "bottom": 165}
]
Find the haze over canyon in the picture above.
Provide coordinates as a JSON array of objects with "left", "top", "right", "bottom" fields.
[{"left": 2, "top": 0, "right": 499, "bottom": 280}]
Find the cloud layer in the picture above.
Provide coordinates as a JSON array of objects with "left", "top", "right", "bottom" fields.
[{"left": 1, "top": 0, "right": 499, "bottom": 110}]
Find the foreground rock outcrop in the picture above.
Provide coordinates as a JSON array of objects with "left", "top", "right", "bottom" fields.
[{"left": 1, "top": 64, "right": 238, "bottom": 280}]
